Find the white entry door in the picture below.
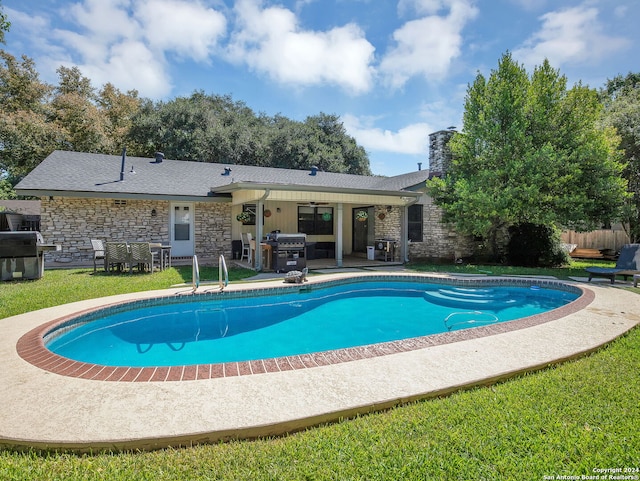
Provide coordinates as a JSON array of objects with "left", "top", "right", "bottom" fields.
[{"left": 170, "top": 202, "right": 194, "bottom": 257}]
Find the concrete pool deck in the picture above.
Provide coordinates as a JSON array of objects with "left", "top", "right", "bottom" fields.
[{"left": 1, "top": 271, "right": 639, "bottom": 452}]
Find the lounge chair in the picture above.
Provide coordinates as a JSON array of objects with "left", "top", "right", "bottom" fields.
[{"left": 585, "top": 244, "right": 640, "bottom": 284}]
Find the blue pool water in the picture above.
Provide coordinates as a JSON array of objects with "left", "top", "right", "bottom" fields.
[{"left": 46, "top": 279, "right": 579, "bottom": 367}]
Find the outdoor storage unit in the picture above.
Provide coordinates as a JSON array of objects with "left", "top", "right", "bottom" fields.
[
  {"left": 0, "top": 231, "right": 57, "bottom": 280},
  {"left": 375, "top": 239, "right": 397, "bottom": 262},
  {"left": 269, "top": 233, "right": 307, "bottom": 273}
]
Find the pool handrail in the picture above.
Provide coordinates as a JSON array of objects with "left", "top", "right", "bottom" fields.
[
  {"left": 219, "top": 254, "right": 228, "bottom": 291},
  {"left": 192, "top": 255, "right": 200, "bottom": 292}
]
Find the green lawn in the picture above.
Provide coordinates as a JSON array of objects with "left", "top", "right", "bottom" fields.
[{"left": 1, "top": 262, "right": 638, "bottom": 480}]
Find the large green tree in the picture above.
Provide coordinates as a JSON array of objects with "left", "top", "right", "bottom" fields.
[
  {"left": 428, "top": 52, "right": 627, "bottom": 260},
  {"left": 600, "top": 73, "right": 640, "bottom": 242},
  {"left": 0, "top": 50, "right": 59, "bottom": 180},
  {"left": 127, "top": 92, "right": 371, "bottom": 174}
]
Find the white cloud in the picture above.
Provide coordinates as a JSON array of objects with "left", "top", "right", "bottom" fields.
[
  {"left": 513, "top": 5, "right": 629, "bottom": 68},
  {"left": 228, "top": 0, "right": 375, "bottom": 94},
  {"left": 73, "top": 41, "right": 172, "bottom": 98},
  {"left": 137, "top": 0, "right": 227, "bottom": 61},
  {"left": 342, "top": 114, "right": 431, "bottom": 155},
  {"left": 29, "top": 0, "right": 227, "bottom": 98},
  {"left": 380, "top": 0, "right": 478, "bottom": 88}
]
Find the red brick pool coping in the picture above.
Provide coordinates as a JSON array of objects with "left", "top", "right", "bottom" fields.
[{"left": 16, "top": 277, "right": 594, "bottom": 382}]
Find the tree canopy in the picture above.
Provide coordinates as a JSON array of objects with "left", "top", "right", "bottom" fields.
[
  {"left": 427, "top": 52, "right": 628, "bottom": 257},
  {"left": 125, "top": 92, "right": 371, "bottom": 175},
  {"left": 600, "top": 72, "right": 640, "bottom": 242}
]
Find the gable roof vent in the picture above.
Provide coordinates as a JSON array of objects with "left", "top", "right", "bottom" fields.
[
  {"left": 154, "top": 152, "right": 164, "bottom": 163},
  {"left": 309, "top": 165, "right": 319, "bottom": 176}
]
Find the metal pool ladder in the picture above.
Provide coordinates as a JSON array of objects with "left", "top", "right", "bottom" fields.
[
  {"left": 192, "top": 254, "right": 200, "bottom": 292},
  {"left": 219, "top": 254, "right": 228, "bottom": 291}
]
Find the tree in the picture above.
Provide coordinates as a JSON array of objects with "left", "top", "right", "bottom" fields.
[
  {"left": 49, "top": 66, "right": 110, "bottom": 152},
  {"left": 0, "top": 50, "right": 59, "bottom": 179},
  {"left": 428, "top": 52, "right": 628, "bottom": 262},
  {"left": 600, "top": 73, "right": 640, "bottom": 242},
  {"left": 97, "top": 83, "right": 141, "bottom": 153},
  {"left": 127, "top": 92, "right": 371, "bottom": 174},
  {"left": 0, "top": 1, "right": 10, "bottom": 45}
]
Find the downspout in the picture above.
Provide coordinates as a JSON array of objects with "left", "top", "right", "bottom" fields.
[
  {"left": 402, "top": 197, "right": 420, "bottom": 263},
  {"left": 255, "top": 189, "right": 270, "bottom": 271}
]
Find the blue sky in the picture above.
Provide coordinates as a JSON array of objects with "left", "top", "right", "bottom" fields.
[{"left": 2, "top": 0, "right": 639, "bottom": 176}]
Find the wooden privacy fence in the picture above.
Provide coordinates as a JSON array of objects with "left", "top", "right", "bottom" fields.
[{"left": 561, "top": 229, "right": 630, "bottom": 253}]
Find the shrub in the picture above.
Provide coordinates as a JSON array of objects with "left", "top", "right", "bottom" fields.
[{"left": 506, "top": 223, "right": 569, "bottom": 267}]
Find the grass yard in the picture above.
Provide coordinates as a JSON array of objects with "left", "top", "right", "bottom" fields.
[{"left": 0, "top": 261, "right": 638, "bottom": 480}]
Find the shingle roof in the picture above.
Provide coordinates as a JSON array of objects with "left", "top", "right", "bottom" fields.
[{"left": 15, "top": 151, "right": 430, "bottom": 198}]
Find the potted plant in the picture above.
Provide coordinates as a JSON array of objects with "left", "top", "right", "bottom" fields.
[
  {"left": 355, "top": 210, "right": 368, "bottom": 222},
  {"left": 236, "top": 211, "right": 251, "bottom": 223}
]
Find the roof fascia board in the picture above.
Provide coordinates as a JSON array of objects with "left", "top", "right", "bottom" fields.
[
  {"left": 16, "top": 190, "right": 231, "bottom": 203},
  {"left": 213, "top": 182, "right": 422, "bottom": 199}
]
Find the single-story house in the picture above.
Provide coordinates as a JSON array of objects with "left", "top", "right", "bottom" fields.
[{"left": 15, "top": 147, "right": 474, "bottom": 270}]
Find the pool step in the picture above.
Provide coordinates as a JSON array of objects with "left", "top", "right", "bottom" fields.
[{"left": 423, "top": 288, "right": 521, "bottom": 309}]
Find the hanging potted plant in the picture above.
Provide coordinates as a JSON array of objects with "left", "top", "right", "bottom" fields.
[
  {"left": 355, "top": 210, "right": 368, "bottom": 222},
  {"left": 236, "top": 211, "right": 251, "bottom": 223}
]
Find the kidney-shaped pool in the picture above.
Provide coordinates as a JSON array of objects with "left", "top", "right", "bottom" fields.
[{"left": 42, "top": 276, "right": 581, "bottom": 368}]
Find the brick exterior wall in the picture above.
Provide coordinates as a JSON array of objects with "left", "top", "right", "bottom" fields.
[{"left": 40, "top": 197, "right": 231, "bottom": 265}]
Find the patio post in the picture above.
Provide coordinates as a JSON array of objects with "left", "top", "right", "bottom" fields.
[{"left": 336, "top": 203, "right": 343, "bottom": 267}]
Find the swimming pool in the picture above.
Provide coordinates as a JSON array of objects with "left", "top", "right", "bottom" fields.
[{"left": 44, "top": 276, "right": 580, "bottom": 368}]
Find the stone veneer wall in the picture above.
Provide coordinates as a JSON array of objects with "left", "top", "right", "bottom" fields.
[
  {"left": 428, "top": 129, "right": 455, "bottom": 174},
  {"left": 194, "top": 201, "right": 232, "bottom": 263},
  {"left": 40, "top": 197, "right": 231, "bottom": 265},
  {"left": 409, "top": 195, "right": 476, "bottom": 261},
  {"left": 374, "top": 205, "right": 401, "bottom": 261}
]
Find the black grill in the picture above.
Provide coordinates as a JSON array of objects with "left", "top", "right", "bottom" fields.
[
  {"left": 269, "top": 233, "right": 307, "bottom": 273},
  {"left": 0, "top": 231, "right": 58, "bottom": 280}
]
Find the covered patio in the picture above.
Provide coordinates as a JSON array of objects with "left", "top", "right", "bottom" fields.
[{"left": 221, "top": 182, "right": 423, "bottom": 272}]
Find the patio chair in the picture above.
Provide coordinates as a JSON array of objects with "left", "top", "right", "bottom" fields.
[
  {"left": 241, "top": 232, "right": 252, "bottom": 265},
  {"left": 585, "top": 244, "right": 640, "bottom": 284},
  {"left": 105, "top": 242, "right": 130, "bottom": 272},
  {"left": 129, "top": 242, "right": 158, "bottom": 273},
  {"left": 90, "top": 238, "right": 105, "bottom": 272}
]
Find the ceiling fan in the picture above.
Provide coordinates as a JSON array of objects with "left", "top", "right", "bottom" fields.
[{"left": 297, "top": 201, "right": 329, "bottom": 207}]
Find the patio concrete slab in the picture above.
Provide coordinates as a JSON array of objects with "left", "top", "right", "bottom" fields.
[{"left": 0, "top": 273, "right": 638, "bottom": 452}]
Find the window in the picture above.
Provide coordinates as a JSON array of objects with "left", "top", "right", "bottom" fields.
[
  {"left": 298, "top": 206, "right": 333, "bottom": 235},
  {"left": 408, "top": 204, "right": 423, "bottom": 242}
]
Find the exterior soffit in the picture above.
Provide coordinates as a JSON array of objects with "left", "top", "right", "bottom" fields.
[{"left": 230, "top": 189, "right": 420, "bottom": 206}]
